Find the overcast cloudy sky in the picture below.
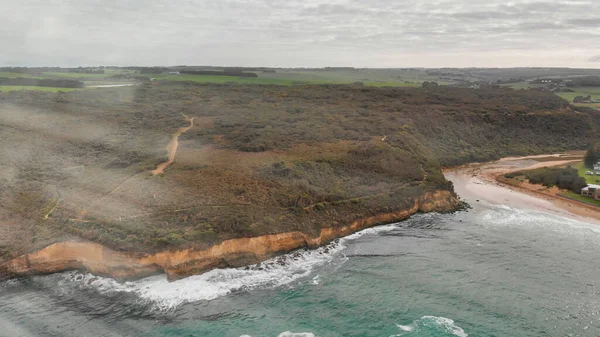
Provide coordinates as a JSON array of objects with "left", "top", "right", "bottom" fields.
[{"left": 2, "top": 0, "right": 600, "bottom": 67}]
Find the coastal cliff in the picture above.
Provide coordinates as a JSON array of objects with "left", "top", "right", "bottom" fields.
[
  {"left": 2, "top": 83, "right": 599, "bottom": 282},
  {"left": 3, "top": 190, "right": 458, "bottom": 281}
]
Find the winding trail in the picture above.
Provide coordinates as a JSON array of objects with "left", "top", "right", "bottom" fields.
[
  {"left": 42, "top": 194, "right": 60, "bottom": 220},
  {"left": 152, "top": 116, "right": 195, "bottom": 175}
]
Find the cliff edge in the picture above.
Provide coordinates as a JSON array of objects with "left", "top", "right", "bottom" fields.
[{"left": 3, "top": 190, "right": 458, "bottom": 281}]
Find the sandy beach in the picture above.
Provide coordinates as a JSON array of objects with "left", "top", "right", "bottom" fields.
[{"left": 445, "top": 152, "right": 600, "bottom": 224}]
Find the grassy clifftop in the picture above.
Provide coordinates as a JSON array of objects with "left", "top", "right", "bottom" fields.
[{"left": 1, "top": 83, "right": 598, "bottom": 260}]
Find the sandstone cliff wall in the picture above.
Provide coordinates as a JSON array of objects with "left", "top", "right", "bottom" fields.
[{"left": 2, "top": 190, "right": 458, "bottom": 281}]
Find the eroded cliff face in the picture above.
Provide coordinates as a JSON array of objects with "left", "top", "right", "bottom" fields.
[{"left": 2, "top": 190, "right": 458, "bottom": 281}]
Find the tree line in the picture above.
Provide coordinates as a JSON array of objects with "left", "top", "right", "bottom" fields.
[
  {"left": 179, "top": 70, "right": 258, "bottom": 77},
  {"left": 0, "top": 77, "right": 84, "bottom": 88},
  {"left": 585, "top": 143, "right": 600, "bottom": 168},
  {"left": 505, "top": 167, "right": 588, "bottom": 193}
]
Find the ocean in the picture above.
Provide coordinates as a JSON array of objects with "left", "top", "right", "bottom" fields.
[{"left": 2, "top": 193, "right": 600, "bottom": 336}]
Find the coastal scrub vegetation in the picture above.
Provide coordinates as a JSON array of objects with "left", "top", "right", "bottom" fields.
[
  {"left": 1, "top": 82, "right": 600, "bottom": 259},
  {"left": 505, "top": 167, "right": 588, "bottom": 193}
]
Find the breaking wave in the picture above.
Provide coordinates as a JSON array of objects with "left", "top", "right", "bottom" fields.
[
  {"left": 480, "top": 203, "right": 600, "bottom": 237},
  {"left": 55, "top": 223, "right": 398, "bottom": 311},
  {"left": 392, "top": 316, "right": 467, "bottom": 337},
  {"left": 240, "top": 332, "right": 315, "bottom": 337}
]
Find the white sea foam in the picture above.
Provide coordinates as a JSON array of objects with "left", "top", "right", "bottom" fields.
[
  {"left": 277, "top": 332, "right": 316, "bottom": 337},
  {"left": 481, "top": 203, "right": 600, "bottom": 237},
  {"left": 0, "top": 278, "right": 21, "bottom": 290},
  {"left": 239, "top": 333, "right": 315, "bottom": 337},
  {"left": 393, "top": 316, "right": 467, "bottom": 337},
  {"left": 58, "top": 223, "right": 398, "bottom": 311},
  {"left": 396, "top": 324, "right": 413, "bottom": 332},
  {"left": 311, "top": 274, "right": 320, "bottom": 285}
]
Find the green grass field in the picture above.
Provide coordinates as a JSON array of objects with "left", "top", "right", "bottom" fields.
[
  {"left": 2, "top": 68, "right": 453, "bottom": 87},
  {"left": 503, "top": 83, "right": 600, "bottom": 109},
  {"left": 0, "top": 72, "right": 38, "bottom": 78},
  {"left": 555, "top": 87, "right": 600, "bottom": 108},
  {"left": 154, "top": 74, "right": 422, "bottom": 87},
  {"left": 42, "top": 69, "right": 136, "bottom": 80},
  {"left": 574, "top": 161, "right": 600, "bottom": 185},
  {"left": 153, "top": 74, "right": 316, "bottom": 85},
  {"left": 0, "top": 86, "right": 80, "bottom": 92},
  {"left": 562, "top": 191, "right": 600, "bottom": 206}
]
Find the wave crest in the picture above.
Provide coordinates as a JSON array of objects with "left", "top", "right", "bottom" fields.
[{"left": 393, "top": 316, "right": 467, "bottom": 337}]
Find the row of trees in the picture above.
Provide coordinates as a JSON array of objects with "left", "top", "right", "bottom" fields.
[
  {"left": 506, "top": 167, "right": 588, "bottom": 193},
  {"left": 0, "top": 77, "right": 84, "bottom": 88},
  {"left": 179, "top": 70, "right": 258, "bottom": 77},
  {"left": 585, "top": 143, "right": 600, "bottom": 168},
  {"left": 565, "top": 76, "right": 600, "bottom": 87}
]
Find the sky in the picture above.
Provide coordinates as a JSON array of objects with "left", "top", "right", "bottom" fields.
[{"left": 2, "top": 0, "right": 600, "bottom": 68}]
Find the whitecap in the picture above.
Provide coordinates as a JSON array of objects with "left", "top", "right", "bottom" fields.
[
  {"left": 277, "top": 332, "right": 315, "bottom": 337},
  {"left": 396, "top": 324, "right": 413, "bottom": 332},
  {"left": 311, "top": 274, "right": 320, "bottom": 285},
  {"left": 393, "top": 316, "right": 467, "bottom": 337}
]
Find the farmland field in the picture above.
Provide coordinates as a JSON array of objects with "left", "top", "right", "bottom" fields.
[
  {"left": 153, "top": 73, "right": 425, "bottom": 86},
  {"left": 0, "top": 72, "right": 40, "bottom": 78},
  {"left": 574, "top": 161, "right": 600, "bottom": 185},
  {"left": 555, "top": 87, "right": 600, "bottom": 108},
  {"left": 0, "top": 85, "right": 81, "bottom": 92},
  {"left": 42, "top": 70, "right": 136, "bottom": 80}
]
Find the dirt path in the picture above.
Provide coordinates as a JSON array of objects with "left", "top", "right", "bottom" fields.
[{"left": 152, "top": 116, "right": 195, "bottom": 175}]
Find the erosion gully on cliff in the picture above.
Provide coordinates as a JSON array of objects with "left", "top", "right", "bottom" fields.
[{"left": 1, "top": 191, "right": 458, "bottom": 281}]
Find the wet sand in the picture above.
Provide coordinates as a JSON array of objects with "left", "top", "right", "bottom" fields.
[{"left": 445, "top": 153, "right": 600, "bottom": 224}]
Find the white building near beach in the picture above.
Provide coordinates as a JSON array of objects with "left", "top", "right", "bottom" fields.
[{"left": 581, "top": 184, "right": 600, "bottom": 200}]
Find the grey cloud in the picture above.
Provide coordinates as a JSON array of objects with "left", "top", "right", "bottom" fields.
[
  {"left": 516, "top": 21, "right": 570, "bottom": 31},
  {"left": 566, "top": 18, "right": 600, "bottom": 27},
  {"left": 1, "top": 0, "right": 600, "bottom": 67},
  {"left": 451, "top": 11, "right": 526, "bottom": 20}
]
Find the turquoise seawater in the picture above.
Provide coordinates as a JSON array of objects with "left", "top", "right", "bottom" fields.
[{"left": 2, "top": 199, "right": 600, "bottom": 336}]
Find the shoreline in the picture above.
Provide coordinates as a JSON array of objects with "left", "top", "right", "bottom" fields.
[
  {"left": 3, "top": 153, "right": 599, "bottom": 282},
  {"left": 445, "top": 153, "right": 600, "bottom": 224}
]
